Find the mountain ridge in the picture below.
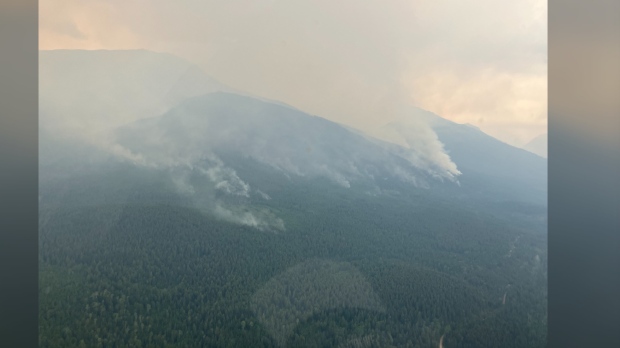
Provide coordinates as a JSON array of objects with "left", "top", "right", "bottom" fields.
[{"left": 40, "top": 49, "right": 546, "bottom": 209}]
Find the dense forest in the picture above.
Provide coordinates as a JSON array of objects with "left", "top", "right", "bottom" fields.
[{"left": 39, "top": 157, "right": 547, "bottom": 348}]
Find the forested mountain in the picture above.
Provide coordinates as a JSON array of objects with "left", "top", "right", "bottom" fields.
[
  {"left": 383, "top": 108, "right": 547, "bottom": 207},
  {"left": 39, "top": 50, "right": 547, "bottom": 348}
]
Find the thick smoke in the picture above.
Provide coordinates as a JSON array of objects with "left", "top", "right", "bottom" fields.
[
  {"left": 41, "top": 0, "right": 547, "bottom": 152},
  {"left": 358, "top": 102, "right": 461, "bottom": 181},
  {"left": 134, "top": 151, "right": 284, "bottom": 232},
  {"left": 214, "top": 204, "right": 285, "bottom": 232},
  {"left": 39, "top": 50, "right": 465, "bottom": 231},
  {"left": 378, "top": 117, "right": 461, "bottom": 181}
]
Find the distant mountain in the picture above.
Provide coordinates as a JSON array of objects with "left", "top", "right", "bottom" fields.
[
  {"left": 382, "top": 108, "right": 547, "bottom": 206},
  {"left": 39, "top": 49, "right": 228, "bottom": 137},
  {"left": 38, "top": 49, "right": 547, "bottom": 347},
  {"left": 40, "top": 49, "right": 547, "bottom": 209},
  {"left": 114, "top": 92, "right": 453, "bottom": 189},
  {"left": 523, "top": 133, "right": 548, "bottom": 158}
]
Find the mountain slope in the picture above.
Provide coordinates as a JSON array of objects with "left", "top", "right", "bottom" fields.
[
  {"left": 384, "top": 109, "right": 547, "bottom": 206},
  {"left": 523, "top": 133, "right": 548, "bottom": 158},
  {"left": 114, "top": 92, "right": 449, "bottom": 188},
  {"left": 40, "top": 49, "right": 546, "bottom": 207},
  {"left": 38, "top": 49, "right": 547, "bottom": 348}
]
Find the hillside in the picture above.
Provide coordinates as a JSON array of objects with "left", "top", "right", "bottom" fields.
[{"left": 38, "top": 49, "right": 547, "bottom": 348}]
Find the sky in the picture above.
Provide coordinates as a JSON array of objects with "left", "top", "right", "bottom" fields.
[{"left": 39, "top": 0, "right": 547, "bottom": 147}]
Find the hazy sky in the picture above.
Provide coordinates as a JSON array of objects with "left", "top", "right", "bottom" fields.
[{"left": 40, "top": 0, "right": 547, "bottom": 147}]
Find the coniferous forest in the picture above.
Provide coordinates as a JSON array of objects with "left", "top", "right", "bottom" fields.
[{"left": 39, "top": 156, "right": 547, "bottom": 348}]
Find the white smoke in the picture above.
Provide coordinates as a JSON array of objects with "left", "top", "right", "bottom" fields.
[
  {"left": 101, "top": 138, "right": 286, "bottom": 231},
  {"left": 41, "top": 50, "right": 464, "bottom": 191},
  {"left": 255, "top": 189, "right": 272, "bottom": 200},
  {"left": 214, "top": 204, "right": 285, "bottom": 232},
  {"left": 198, "top": 161, "right": 250, "bottom": 198},
  {"left": 370, "top": 104, "right": 461, "bottom": 181}
]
